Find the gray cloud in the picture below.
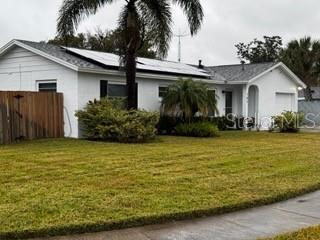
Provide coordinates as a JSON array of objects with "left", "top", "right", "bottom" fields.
[{"left": 0, "top": 0, "right": 319, "bottom": 65}]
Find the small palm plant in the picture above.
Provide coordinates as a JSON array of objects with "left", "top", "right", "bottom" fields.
[
  {"left": 161, "top": 78, "right": 218, "bottom": 121},
  {"left": 57, "top": 0, "right": 204, "bottom": 110}
]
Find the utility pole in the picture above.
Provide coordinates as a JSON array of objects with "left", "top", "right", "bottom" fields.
[{"left": 174, "top": 29, "right": 189, "bottom": 62}]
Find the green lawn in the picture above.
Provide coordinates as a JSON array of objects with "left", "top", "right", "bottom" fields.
[
  {"left": 1, "top": 132, "right": 320, "bottom": 239},
  {"left": 263, "top": 225, "right": 320, "bottom": 240}
]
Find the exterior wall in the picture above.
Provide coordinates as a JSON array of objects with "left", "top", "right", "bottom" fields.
[
  {"left": 78, "top": 72, "right": 175, "bottom": 111},
  {"left": 250, "top": 68, "right": 299, "bottom": 129},
  {"left": 137, "top": 78, "right": 173, "bottom": 111},
  {"left": 77, "top": 73, "right": 246, "bottom": 132},
  {"left": 0, "top": 46, "right": 79, "bottom": 138},
  {"left": 78, "top": 72, "right": 124, "bottom": 109},
  {"left": 77, "top": 72, "right": 126, "bottom": 137},
  {"left": 215, "top": 84, "right": 243, "bottom": 117},
  {"left": 137, "top": 80, "right": 244, "bottom": 117}
]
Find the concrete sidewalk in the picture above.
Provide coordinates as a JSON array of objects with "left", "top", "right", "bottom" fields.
[{"left": 34, "top": 191, "right": 320, "bottom": 240}]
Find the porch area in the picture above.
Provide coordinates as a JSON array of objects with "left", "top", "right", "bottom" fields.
[{"left": 215, "top": 84, "right": 260, "bottom": 128}]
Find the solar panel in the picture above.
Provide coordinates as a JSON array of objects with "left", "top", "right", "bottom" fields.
[{"left": 64, "top": 47, "right": 210, "bottom": 78}]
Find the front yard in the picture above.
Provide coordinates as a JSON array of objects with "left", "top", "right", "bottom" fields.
[{"left": 1, "top": 132, "right": 320, "bottom": 239}]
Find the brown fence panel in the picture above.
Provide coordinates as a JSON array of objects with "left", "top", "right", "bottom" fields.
[{"left": 0, "top": 91, "right": 64, "bottom": 144}]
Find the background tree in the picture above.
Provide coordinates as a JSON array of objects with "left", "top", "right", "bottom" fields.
[
  {"left": 280, "top": 37, "right": 320, "bottom": 101},
  {"left": 48, "top": 33, "right": 87, "bottom": 48},
  {"left": 57, "top": 0, "right": 204, "bottom": 110},
  {"left": 48, "top": 28, "right": 157, "bottom": 58},
  {"left": 235, "top": 36, "right": 283, "bottom": 63},
  {"left": 161, "top": 79, "right": 218, "bottom": 121}
]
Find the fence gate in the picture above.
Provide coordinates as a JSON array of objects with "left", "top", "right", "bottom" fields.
[{"left": 0, "top": 91, "right": 64, "bottom": 144}]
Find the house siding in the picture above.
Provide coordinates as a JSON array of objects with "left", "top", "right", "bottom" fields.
[
  {"left": 78, "top": 72, "right": 184, "bottom": 112},
  {"left": 215, "top": 84, "right": 243, "bottom": 117},
  {"left": 253, "top": 68, "right": 298, "bottom": 115},
  {"left": 249, "top": 68, "right": 299, "bottom": 129},
  {"left": 0, "top": 46, "right": 79, "bottom": 138}
]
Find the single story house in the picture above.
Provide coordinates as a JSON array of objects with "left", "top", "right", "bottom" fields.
[{"left": 0, "top": 40, "right": 306, "bottom": 138}]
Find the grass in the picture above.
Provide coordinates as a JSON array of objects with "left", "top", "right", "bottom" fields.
[
  {"left": 262, "top": 225, "right": 320, "bottom": 239},
  {"left": 1, "top": 132, "right": 320, "bottom": 239}
]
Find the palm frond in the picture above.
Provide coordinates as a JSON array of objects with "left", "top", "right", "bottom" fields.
[
  {"left": 172, "top": 0, "right": 204, "bottom": 35},
  {"left": 138, "top": 0, "right": 172, "bottom": 58},
  {"left": 57, "top": 0, "right": 116, "bottom": 36},
  {"left": 161, "top": 78, "right": 218, "bottom": 120}
]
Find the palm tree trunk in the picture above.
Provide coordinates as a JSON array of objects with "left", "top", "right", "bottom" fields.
[
  {"left": 125, "top": 2, "right": 139, "bottom": 110},
  {"left": 126, "top": 48, "right": 137, "bottom": 110}
]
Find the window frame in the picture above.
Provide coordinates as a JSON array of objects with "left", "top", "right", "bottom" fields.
[
  {"left": 158, "top": 86, "right": 169, "bottom": 99},
  {"left": 100, "top": 80, "right": 127, "bottom": 98},
  {"left": 36, "top": 80, "right": 57, "bottom": 92},
  {"left": 224, "top": 90, "right": 233, "bottom": 116}
]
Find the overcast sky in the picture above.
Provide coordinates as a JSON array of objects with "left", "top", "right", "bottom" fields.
[{"left": 0, "top": 0, "right": 319, "bottom": 65}]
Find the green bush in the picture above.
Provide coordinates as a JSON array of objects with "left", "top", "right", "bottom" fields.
[
  {"left": 175, "top": 122, "right": 219, "bottom": 137},
  {"left": 157, "top": 116, "right": 254, "bottom": 134},
  {"left": 272, "top": 111, "right": 304, "bottom": 133},
  {"left": 76, "top": 98, "right": 159, "bottom": 143}
]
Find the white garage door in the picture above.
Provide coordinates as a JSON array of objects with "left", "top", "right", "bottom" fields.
[{"left": 275, "top": 93, "right": 294, "bottom": 113}]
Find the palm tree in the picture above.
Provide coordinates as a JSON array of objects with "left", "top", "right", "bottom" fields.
[
  {"left": 57, "top": 0, "right": 204, "bottom": 110},
  {"left": 280, "top": 37, "right": 320, "bottom": 101},
  {"left": 161, "top": 78, "right": 218, "bottom": 121}
]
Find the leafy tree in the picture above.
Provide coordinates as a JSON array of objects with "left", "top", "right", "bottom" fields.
[
  {"left": 57, "top": 0, "right": 204, "bottom": 110},
  {"left": 48, "top": 33, "right": 87, "bottom": 48},
  {"left": 161, "top": 79, "right": 218, "bottom": 121},
  {"left": 48, "top": 28, "right": 157, "bottom": 58},
  {"left": 280, "top": 37, "right": 320, "bottom": 101},
  {"left": 235, "top": 36, "right": 283, "bottom": 63}
]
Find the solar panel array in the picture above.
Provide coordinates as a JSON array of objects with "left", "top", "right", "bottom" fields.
[{"left": 65, "top": 47, "right": 210, "bottom": 78}]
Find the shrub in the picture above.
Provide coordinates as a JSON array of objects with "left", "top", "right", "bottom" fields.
[
  {"left": 175, "top": 122, "right": 219, "bottom": 138},
  {"left": 272, "top": 111, "right": 304, "bottom": 133},
  {"left": 76, "top": 98, "right": 159, "bottom": 143},
  {"left": 157, "top": 116, "right": 183, "bottom": 134},
  {"left": 157, "top": 116, "right": 254, "bottom": 134}
]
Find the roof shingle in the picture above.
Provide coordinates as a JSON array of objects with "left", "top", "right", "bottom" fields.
[
  {"left": 17, "top": 40, "right": 105, "bottom": 70},
  {"left": 206, "top": 62, "right": 278, "bottom": 83}
]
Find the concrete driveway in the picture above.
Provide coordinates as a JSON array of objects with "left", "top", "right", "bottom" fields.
[{"left": 33, "top": 191, "right": 320, "bottom": 240}]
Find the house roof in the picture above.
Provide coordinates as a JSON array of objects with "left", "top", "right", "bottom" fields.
[
  {"left": 5, "top": 40, "right": 210, "bottom": 79},
  {"left": 206, "top": 62, "right": 278, "bottom": 83},
  {"left": 15, "top": 40, "right": 106, "bottom": 71},
  {"left": 0, "top": 39, "right": 307, "bottom": 87}
]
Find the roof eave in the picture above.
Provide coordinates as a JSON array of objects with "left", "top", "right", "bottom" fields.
[{"left": 214, "top": 80, "right": 248, "bottom": 85}]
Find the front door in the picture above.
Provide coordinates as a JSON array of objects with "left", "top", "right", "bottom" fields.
[{"left": 225, "top": 91, "right": 233, "bottom": 116}]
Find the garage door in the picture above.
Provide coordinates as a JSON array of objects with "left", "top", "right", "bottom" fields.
[{"left": 275, "top": 93, "right": 294, "bottom": 113}]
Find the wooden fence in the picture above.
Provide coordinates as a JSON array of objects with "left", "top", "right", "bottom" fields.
[{"left": 0, "top": 91, "right": 64, "bottom": 144}]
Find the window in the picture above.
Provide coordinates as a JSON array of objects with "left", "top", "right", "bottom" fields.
[
  {"left": 37, "top": 81, "right": 57, "bottom": 92},
  {"left": 159, "top": 86, "right": 168, "bottom": 98},
  {"left": 225, "top": 91, "right": 233, "bottom": 115},
  {"left": 100, "top": 80, "right": 108, "bottom": 98},
  {"left": 100, "top": 80, "right": 127, "bottom": 98},
  {"left": 108, "top": 84, "right": 127, "bottom": 97}
]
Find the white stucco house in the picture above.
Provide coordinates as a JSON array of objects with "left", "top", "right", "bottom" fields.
[{"left": 0, "top": 40, "right": 306, "bottom": 138}]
